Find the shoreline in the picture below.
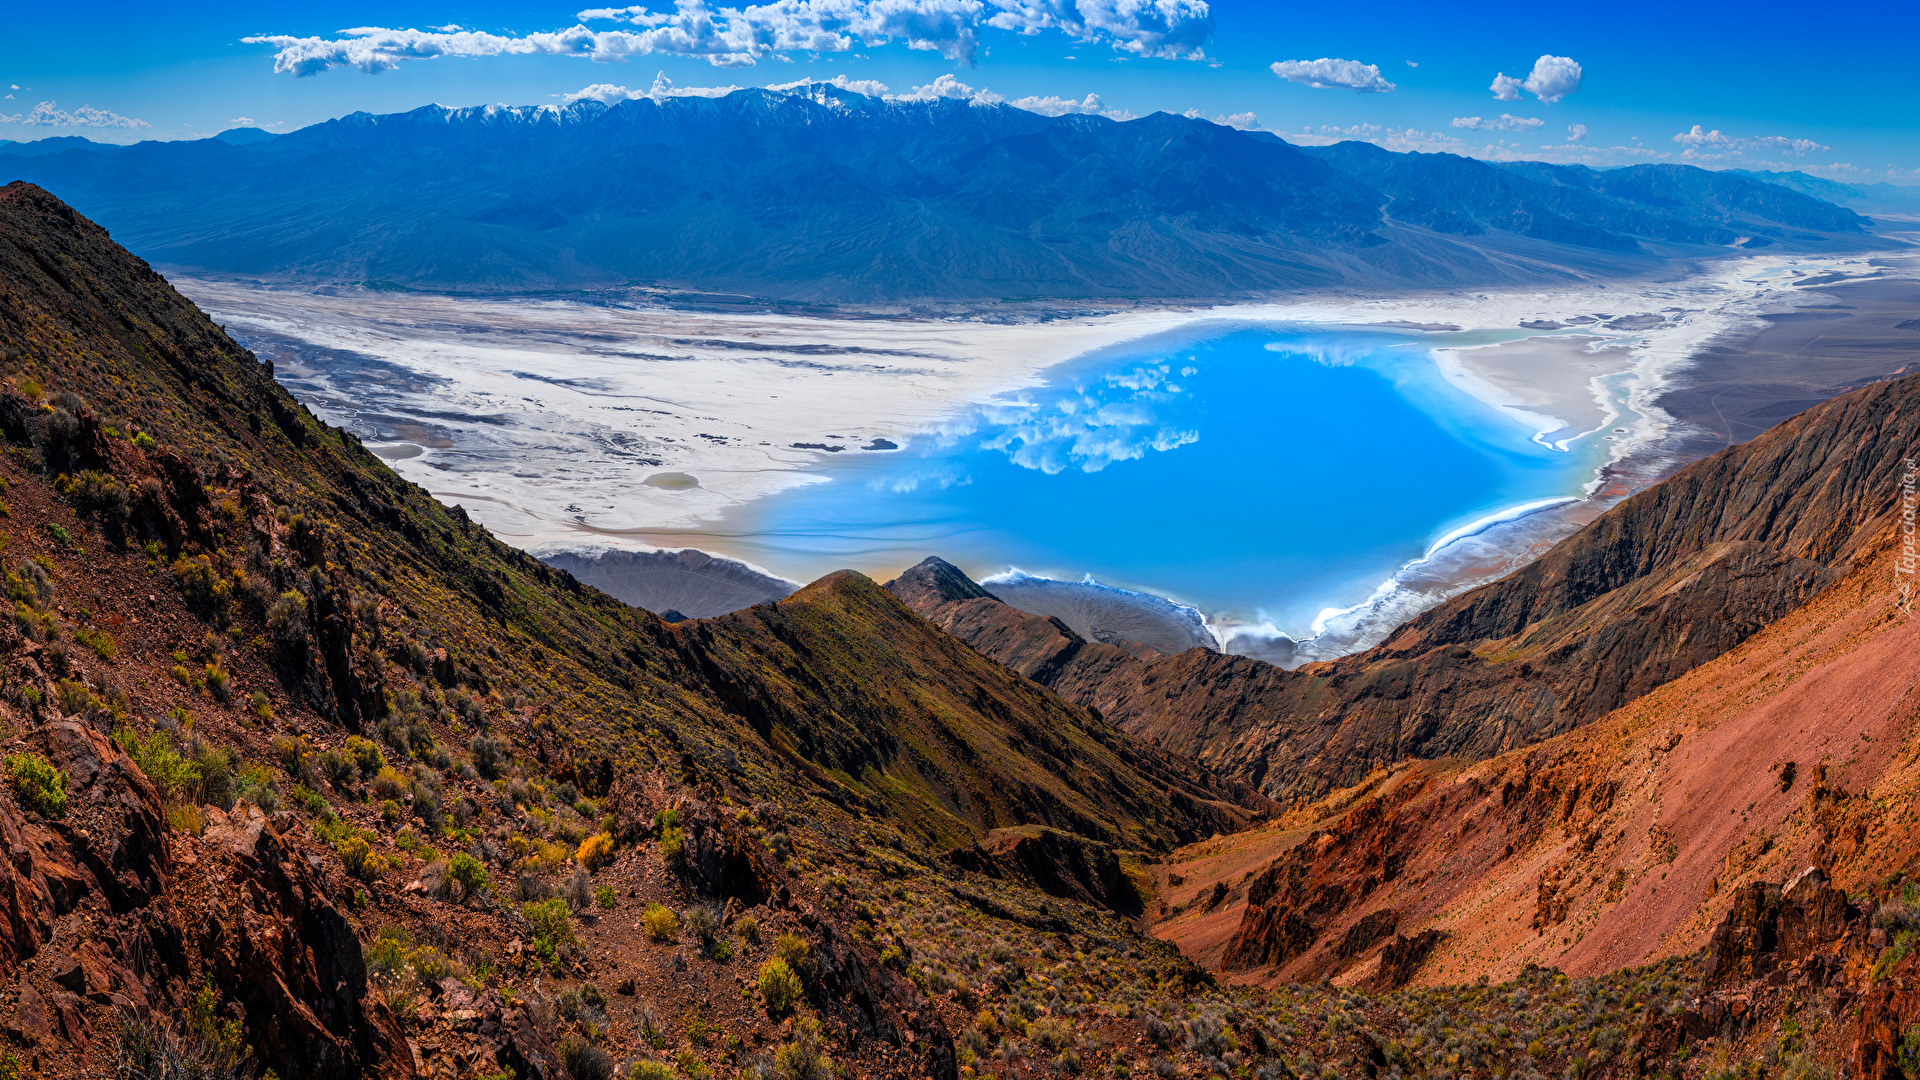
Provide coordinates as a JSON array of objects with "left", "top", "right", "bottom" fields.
[{"left": 177, "top": 252, "right": 1915, "bottom": 662}]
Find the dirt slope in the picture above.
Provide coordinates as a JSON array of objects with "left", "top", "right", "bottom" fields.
[{"left": 1160, "top": 518, "right": 1920, "bottom": 991}]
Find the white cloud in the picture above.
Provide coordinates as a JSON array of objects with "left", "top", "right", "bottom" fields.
[
  {"left": 0, "top": 101, "right": 151, "bottom": 129},
  {"left": 1404, "top": 60, "right": 1418, "bottom": 68},
  {"left": 1182, "top": 107, "right": 1259, "bottom": 128},
  {"left": 982, "top": 0, "right": 1213, "bottom": 61},
  {"left": 1566, "top": 123, "right": 1587, "bottom": 142},
  {"left": 1269, "top": 58, "right": 1394, "bottom": 93},
  {"left": 896, "top": 73, "right": 994, "bottom": 101},
  {"left": 1007, "top": 92, "right": 1107, "bottom": 116},
  {"left": 1670, "top": 125, "right": 1829, "bottom": 157},
  {"left": 249, "top": 1, "right": 1213, "bottom": 74},
  {"left": 1490, "top": 55, "right": 1581, "bottom": 104},
  {"left": 1450, "top": 114, "right": 1543, "bottom": 132},
  {"left": 766, "top": 73, "right": 893, "bottom": 96},
  {"left": 564, "top": 71, "right": 742, "bottom": 101},
  {"left": 230, "top": 116, "right": 257, "bottom": 125},
  {"left": 1291, "top": 122, "right": 1668, "bottom": 167}
]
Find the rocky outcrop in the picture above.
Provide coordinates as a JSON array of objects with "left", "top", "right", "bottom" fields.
[
  {"left": 946, "top": 826, "right": 1141, "bottom": 914},
  {"left": 1376, "top": 931, "right": 1446, "bottom": 989},
  {"left": 1702, "top": 867, "right": 1857, "bottom": 990},
  {"left": 192, "top": 803, "right": 414, "bottom": 1077},
  {"left": 1220, "top": 782, "right": 1429, "bottom": 972},
  {"left": 0, "top": 720, "right": 412, "bottom": 1078}
]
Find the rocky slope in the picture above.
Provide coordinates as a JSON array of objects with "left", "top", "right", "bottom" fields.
[
  {"left": 0, "top": 180, "right": 1290, "bottom": 1078},
  {"left": 1153, "top": 505, "right": 1919, "bottom": 993},
  {"left": 895, "top": 368, "right": 1920, "bottom": 802}
]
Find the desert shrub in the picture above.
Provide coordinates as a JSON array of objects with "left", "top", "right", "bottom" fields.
[
  {"left": 1876, "top": 931, "right": 1918, "bottom": 983},
  {"left": 232, "top": 762, "right": 278, "bottom": 812},
  {"left": 449, "top": 853, "right": 490, "bottom": 901},
  {"left": 366, "top": 927, "right": 410, "bottom": 975},
  {"left": 338, "top": 836, "right": 375, "bottom": 880},
  {"left": 758, "top": 957, "right": 803, "bottom": 1013},
  {"left": 560, "top": 1037, "right": 614, "bottom": 1080},
  {"left": 267, "top": 591, "right": 307, "bottom": 648},
  {"left": 74, "top": 624, "right": 116, "bottom": 659},
  {"left": 644, "top": 903, "right": 679, "bottom": 941},
  {"left": 736, "top": 913, "right": 760, "bottom": 945},
  {"left": 370, "top": 766, "right": 407, "bottom": 800},
  {"left": 204, "top": 662, "right": 231, "bottom": 702},
  {"left": 115, "top": 981, "right": 248, "bottom": 1080},
  {"left": 1031, "top": 1016, "right": 1074, "bottom": 1052},
  {"left": 5, "top": 753, "right": 67, "bottom": 817},
  {"left": 411, "top": 782, "right": 443, "bottom": 830},
  {"left": 343, "top": 735, "right": 384, "bottom": 778},
  {"left": 772, "top": 1018, "right": 830, "bottom": 1080},
  {"left": 578, "top": 831, "right": 616, "bottom": 870},
  {"left": 596, "top": 884, "right": 617, "bottom": 909},
  {"left": 566, "top": 866, "right": 592, "bottom": 911},
  {"left": 686, "top": 903, "right": 722, "bottom": 944},
  {"left": 523, "top": 898, "right": 579, "bottom": 955},
  {"left": 117, "top": 728, "right": 201, "bottom": 802},
  {"left": 627, "top": 1062, "right": 674, "bottom": 1080},
  {"left": 775, "top": 934, "right": 810, "bottom": 972},
  {"left": 172, "top": 554, "right": 231, "bottom": 615},
  {"left": 60, "top": 469, "right": 130, "bottom": 523}
]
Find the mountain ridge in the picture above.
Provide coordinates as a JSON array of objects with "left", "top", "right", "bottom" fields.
[{"left": 0, "top": 87, "right": 1880, "bottom": 300}]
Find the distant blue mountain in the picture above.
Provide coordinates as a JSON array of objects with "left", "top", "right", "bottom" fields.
[
  {"left": 1725, "top": 168, "right": 1920, "bottom": 219},
  {"left": 0, "top": 86, "right": 1878, "bottom": 300}
]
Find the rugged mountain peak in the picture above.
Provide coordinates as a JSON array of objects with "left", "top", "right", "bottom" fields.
[{"left": 888, "top": 557, "right": 998, "bottom": 607}]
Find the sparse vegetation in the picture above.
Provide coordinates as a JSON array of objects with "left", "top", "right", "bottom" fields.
[{"left": 5, "top": 752, "right": 66, "bottom": 817}]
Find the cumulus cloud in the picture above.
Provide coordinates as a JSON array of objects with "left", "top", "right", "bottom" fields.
[
  {"left": 1670, "top": 125, "right": 1829, "bottom": 157},
  {"left": 766, "top": 73, "right": 893, "bottom": 96},
  {"left": 247, "top": 0, "right": 1213, "bottom": 73},
  {"left": 983, "top": 0, "right": 1213, "bottom": 60},
  {"left": 1270, "top": 58, "right": 1394, "bottom": 93},
  {"left": 564, "top": 71, "right": 741, "bottom": 101},
  {"left": 1404, "top": 60, "right": 1418, "bottom": 68},
  {"left": 1450, "top": 114, "right": 1543, "bottom": 132},
  {"left": 1290, "top": 122, "right": 1668, "bottom": 167},
  {"left": 0, "top": 101, "right": 150, "bottom": 129},
  {"left": 1182, "top": 107, "right": 1259, "bottom": 128},
  {"left": 1007, "top": 92, "right": 1109, "bottom": 116},
  {"left": 1566, "top": 123, "right": 1587, "bottom": 142},
  {"left": 230, "top": 116, "right": 257, "bottom": 124},
  {"left": 1490, "top": 55, "right": 1581, "bottom": 104},
  {"left": 896, "top": 73, "right": 995, "bottom": 101}
]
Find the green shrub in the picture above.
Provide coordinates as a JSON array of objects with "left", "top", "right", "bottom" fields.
[
  {"left": 449, "top": 852, "right": 490, "bottom": 901},
  {"left": 116, "top": 728, "right": 201, "bottom": 803},
  {"left": 523, "top": 898, "right": 579, "bottom": 955},
  {"left": 627, "top": 1062, "right": 674, "bottom": 1080},
  {"left": 758, "top": 957, "right": 803, "bottom": 1013},
  {"left": 338, "top": 835, "right": 375, "bottom": 880},
  {"left": 5, "top": 753, "right": 67, "bottom": 817},
  {"left": 643, "top": 903, "right": 679, "bottom": 941},
  {"left": 595, "top": 884, "right": 617, "bottom": 909}
]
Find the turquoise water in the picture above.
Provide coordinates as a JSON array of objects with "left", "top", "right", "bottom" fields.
[{"left": 732, "top": 323, "right": 1599, "bottom": 632}]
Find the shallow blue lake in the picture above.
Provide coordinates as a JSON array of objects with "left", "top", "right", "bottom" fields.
[{"left": 732, "top": 323, "right": 1599, "bottom": 632}]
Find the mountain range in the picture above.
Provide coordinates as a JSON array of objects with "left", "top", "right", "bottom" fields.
[{"left": 0, "top": 86, "right": 1884, "bottom": 300}]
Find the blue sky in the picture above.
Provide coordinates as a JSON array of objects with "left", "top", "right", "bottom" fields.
[{"left": 4, "top": 1, "right": 1917, "bottom": 182}]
